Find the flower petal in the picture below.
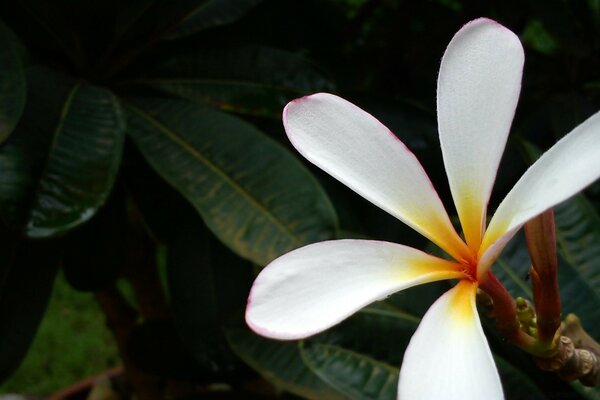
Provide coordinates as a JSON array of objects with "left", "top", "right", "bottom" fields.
[
  {"left": 437, "top": 18, "right": 524, "bottom": 250},
  {"left": 480, "top": 110, "right": 600, "bottom": 276},
  {"left": 246, "top": 239, "right": 466, "bottom": 340},
  {"left": 284, "top": 93, "right": 470, "bottom": 262},
  {"left": 398, "top": 280, "right": 503, "bottom": 400}
]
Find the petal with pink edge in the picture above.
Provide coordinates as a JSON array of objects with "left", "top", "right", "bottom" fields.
[
  {"left": 245, "top": 239, "right": 466, "bottom": 340},
  {"left": 480, "top": 110, "right": 600, "bottom": 277},
  {"left": 437, "top": 18, "right": 523, "bottom": 250},
  {"left": 398, "top": 280, "right": 503, "bottom": 400},
  {"left": 284, "top": 93, "right": 470, "bottom": 262}
]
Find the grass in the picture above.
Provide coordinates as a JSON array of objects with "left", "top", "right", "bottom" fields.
[{"left": 0, "top": 271, "right": 120, "bottom": 396}]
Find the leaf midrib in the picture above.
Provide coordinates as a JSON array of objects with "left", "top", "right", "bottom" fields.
[{"left": 125, "top": 101, "right": 300, "bottom": 247}]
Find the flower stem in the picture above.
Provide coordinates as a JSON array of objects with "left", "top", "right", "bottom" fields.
[
  {"left": 479, "top": 272, "right": 538, "bottom": 352},
  {"left": 525, "top": 209, "right": 561, "bottom": 345}
]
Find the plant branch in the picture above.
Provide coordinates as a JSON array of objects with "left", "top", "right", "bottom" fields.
[{"left": 535, "top": 314, "right": 600, "bottom": 386}]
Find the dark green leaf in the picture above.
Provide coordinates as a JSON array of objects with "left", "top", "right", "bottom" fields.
[
  {"left": 296, "top": 304, "right": 417, "bottom": 400},
  {"left": 553, "top": 196, "right": 600, "bottom": 339},
  {"left": 125, "top": 97, "right": 337, "bottom": 265},
  {"left": 300, "top": 342, "right": 398, "bottom": 400},
  {"left": 0, "top": 240, "right": 59, "bottom": 382},
  {"left": 226, "top": 325, "right": 344, "bottom": 399},
  {"left": 26, "top": 74, "right": 125, "bottom": 238},
  {"left": 494, "top": 356, "right": 547, "bottom": 400},
  {"left": 0, "top": 19, "right": 26, "bottom": 144},
  {"left": 0, "top": 67, "right": 77, "bottom": 229},
  {"left": 164, "top": 0, "right": 264, "bottom": 40},
  {"left": 314, "top": 303, "right": 418, "bottom": 367},
  {"left": 139, "top": 46, "right": 334, "bottom": 118},
  {"left": 521, "top": 19, "right": 559, "bottom": 55}
]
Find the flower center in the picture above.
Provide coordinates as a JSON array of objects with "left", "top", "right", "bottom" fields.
[{"left": 460, "top": 256, "right": 479, "bottom": 282}]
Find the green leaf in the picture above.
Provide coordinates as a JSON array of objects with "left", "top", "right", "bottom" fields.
[
  {"left": 164, "top": 0, "right": 264, "bottom": 40},
  {"left": 0, "top": 240, "right": 59, "bottom": 382},
  {"left": 553, "top": 196, "right": 600, "bottom": 339},
  {"left": 300, "top": 342, "right": 398, "bottom": 400},
  {"left": 226, "top": 325, "right": 344, "bottom": 399},
  {"left": 25, "top": 72, "right": 126, "bottom": 238},
  {"left": 315, "top": 303, "right": 419, "bottom": 367},
  {"left": 494, "top": 356, "right": 547, "bottom": 400},
  {"left": 0, "top": 19, "right": 26, "bottom": 144},
  {"left": 138, "top": 46, "right": 334, "bottom": 118},
  {"left": 295, "top": 303, "right": 417, "bottom": 400},
  {"left": 0, "top": 67, "right": 79, "bottom": 229},
  {"left": 125, "top": 97, "right": 338, "bottom": 265}
]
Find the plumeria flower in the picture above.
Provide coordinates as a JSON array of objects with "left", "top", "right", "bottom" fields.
[{"left": 245, "top": 18, "right": 600, "bottom": 400}]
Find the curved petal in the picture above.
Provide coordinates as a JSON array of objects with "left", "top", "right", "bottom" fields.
[
  {"left": 398, "top": 280, "right": 503, "bottom": 400},
  {"left": 437, "top": 18, "right": 524, "bottom": 250},
  {"left": 246, "top": 239, "right": 466, "bottom": 340},
  {"left": 480, "top": 110, "right": 600, "bottom": 276},
  {"left": 284, "top": 93, "right": 471, "bottom": 262}
]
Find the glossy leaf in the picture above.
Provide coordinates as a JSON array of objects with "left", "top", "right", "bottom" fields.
[
  {"left": 164, "top": 0, "right": 263, "bottom": 40},
  {"left": 225, "top": 325, "right": 344, "bottom": 400},
  {"left": 0, "top": 240, "right": 59, "bottom": 381},
  {"left": 0, "top": 67, "right": 78, "bottom": 229},
  {"left": 26, "top": 78, "right": 125, "bottom": 238},
  {"left": 297, "top": 304, "right": 415, "bottom": 400},
  {"left": 125, "top": 97, "right": 338, "bottom": 265},
  {"left": 139, "top": 46, "right": 334, "bottom": 118},
  {"left": 0, "top": 19, "right": 25, "bottom": 144},
  {"left": 553, "top": 196, "right": 600, "bottom": 339},
  {"left": 314, "top": 303, "right": 419, "bottom": 366},
  {"left": 300, "top": 342, "right": 398, "bottom": 400}
]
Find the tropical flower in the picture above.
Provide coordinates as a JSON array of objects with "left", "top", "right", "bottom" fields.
[{"left": 245, "top": 18, "right": 600, "bottom": 400}]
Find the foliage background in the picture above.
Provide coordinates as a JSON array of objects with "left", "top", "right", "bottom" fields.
[{"left": 0, "top": 0, "right": 599, "bottom": 398}]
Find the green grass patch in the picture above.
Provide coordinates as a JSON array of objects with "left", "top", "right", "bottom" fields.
[{"left": 0, "top": 272, "right": 119, "bottom": 396}]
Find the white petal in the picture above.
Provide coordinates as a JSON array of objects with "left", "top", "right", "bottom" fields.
[
  {"left": 437, "top": 18, "right": 524, "bottom": 249},
  {"left": 481, "top": 110, "right": 600, "bottom": 276},
  {"left": 284, "top": 93, "right": 471, "bottom": 262},
  {"left": 398, "top": 280, "right": 503, "bottom": 400},
  {"left": 246, "top": 239, "right": 466, "bottom": 340}
]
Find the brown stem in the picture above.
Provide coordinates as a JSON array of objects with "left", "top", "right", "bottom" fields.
[
  {"left": 95, "top": 286, "right": 164, "bottom": 399},
  {"left": 479, "top": 272, "right": 538, "bottom": 352},
  {"left": 525, "top": 209, "right": 561, "bottom": 344}
]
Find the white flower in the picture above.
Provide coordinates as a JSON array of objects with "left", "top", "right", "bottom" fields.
[{"left": 245, "top": 18, "right": 600, "bottom": 400}]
